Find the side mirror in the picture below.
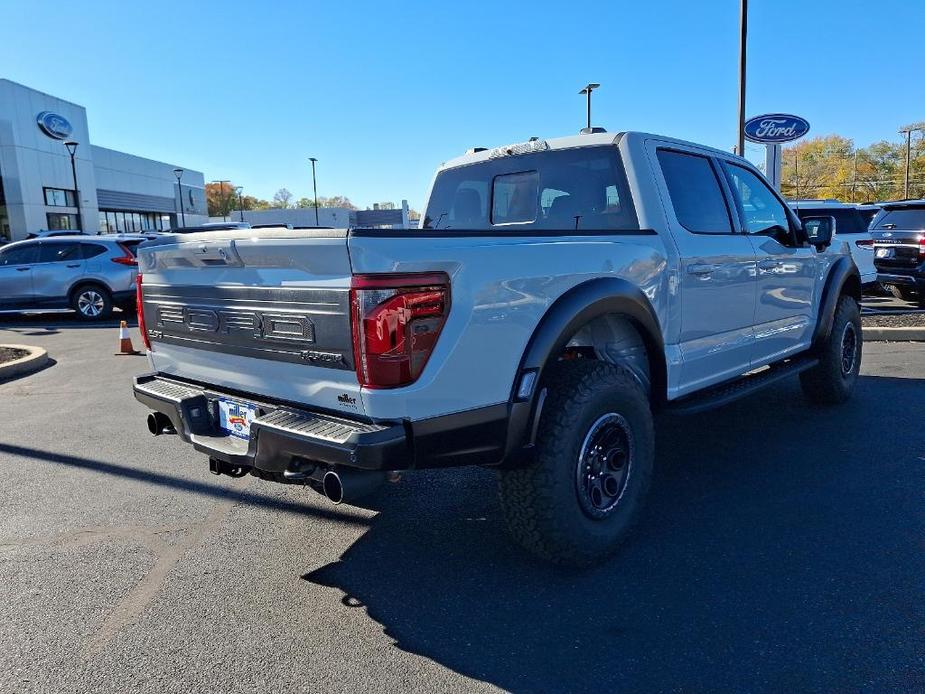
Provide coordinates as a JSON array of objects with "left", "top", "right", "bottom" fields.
[{"left": 802, "top": 215, "right": 835, "bottom": 249}]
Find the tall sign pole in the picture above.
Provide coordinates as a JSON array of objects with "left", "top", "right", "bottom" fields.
[
  {"left": 764, "top": 144, "right": 782, "bottom": 192},
  {"left": 737, "top": 0, "right": 748, "bottom": 156}
]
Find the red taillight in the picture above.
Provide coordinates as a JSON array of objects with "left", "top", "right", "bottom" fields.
[
  {"left": 920, "top": 238, "right": 925, "bottom": 257},
  {"left": 112, "top": 243, "right": 138, "bottom": 266},
  {"left": 136, "top": 273, "right": 151, "bottom": 350},
  {"left": 855, "top": 239, "right": 873, "bottom": 249},
  {"left": 350, "top": 272, "right": 450, "bottom": 388}
]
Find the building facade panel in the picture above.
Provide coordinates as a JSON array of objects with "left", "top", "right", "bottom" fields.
[{"left": 0, "top": 79, "right": 207, "bottom": 241}]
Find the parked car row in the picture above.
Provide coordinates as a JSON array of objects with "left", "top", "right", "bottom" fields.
[
  {"left": 788, "top": 198, "right": 925, "bottom": 306},
  {"left": 0, "top": 235, "right": 147, "bottom": 319},
  {"left": 788, "top": 200, "right": 878, "bottom": 286},
  {"left": 869, "top": 200, "right": 925, "bottom": 306}
]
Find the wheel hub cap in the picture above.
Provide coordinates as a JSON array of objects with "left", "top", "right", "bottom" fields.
[
  {"left": 840, "top": 322, "right": 858, "bottom": 376},
  {"left": 78, "top": 291, "right": 103, "bottom": 317},
  {"left": 576, "top": 413, "right": 634, "bottom": 519}
]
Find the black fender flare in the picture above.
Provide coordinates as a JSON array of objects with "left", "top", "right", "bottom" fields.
[
  {"left": 504, "top": 277, "right": 666, "bottom": 461},
  {"left": 812, "top": 255, "right": 862, "bottom": 348}
]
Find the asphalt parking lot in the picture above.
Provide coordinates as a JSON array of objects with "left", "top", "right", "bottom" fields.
[{"left": 1, "top": 315, "right": 923, "bottom": 693}]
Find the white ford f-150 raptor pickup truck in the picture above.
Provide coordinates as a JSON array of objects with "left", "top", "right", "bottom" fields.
[{"left": 133, "top": 130, "right": 862, "bottom": 566}]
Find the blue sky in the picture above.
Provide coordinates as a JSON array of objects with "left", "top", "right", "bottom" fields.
[{"left": 3, "top": 0, "right": 923, "bottom": 210}]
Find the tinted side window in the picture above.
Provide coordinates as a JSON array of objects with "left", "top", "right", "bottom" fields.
[
  {"left": 724, "top": 164, "right": 791, "bottom": 234},
  {"left": 657, "top": 150, "right": 732, "bottom": 234},
  {"left": 0, "top": 244, "right": 38, "bottom": 266},
  {"left": 37, "top": 242, "right": 81, "bottom": 263},
  {"left": 80, "top": 243, "right": 107, "bottom": 259}
]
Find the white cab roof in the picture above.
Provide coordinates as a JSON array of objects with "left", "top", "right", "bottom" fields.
[{"left": 440, "top": 131, "right": 744, "bottom": 172}]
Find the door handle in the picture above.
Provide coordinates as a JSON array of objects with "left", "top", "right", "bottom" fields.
[
  {"left": 687, "top": 264, "right": 718, "bottom": 276},
  {"left": 15, "top": 267, "right": 30, "bottom": 272},
  {"left": 757, "top": 259, "right": 782, "bottom": 270},
  {"left": 66, "top": 263, "right": 81, "bottom": 268}
]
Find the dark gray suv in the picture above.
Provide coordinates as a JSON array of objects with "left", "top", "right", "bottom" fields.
[{"left": 0, "top": 235, "right": 147, "bottom": 319}]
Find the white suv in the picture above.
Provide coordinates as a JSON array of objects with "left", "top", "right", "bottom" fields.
[{"left": 789, "top": 200, "right": 876, "bottom": 286}]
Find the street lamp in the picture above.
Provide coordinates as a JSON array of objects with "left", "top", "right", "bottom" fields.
[
  {"left": 737, "top": 0, "right": 748, "bottom": 156},
  {"left": 578, "top": 84, "right": 600, "bottom": 132},
  {"left": 899, "top": 125, "right": 924, "bottom": 199},
  {"left": 173, "top": 168, "right": 186, "bottom": 227},
  {"left": 235, "top": 186, "right": 244, "bottom": 222},
  {"left": 309, "top": 157, "right": 320, "bottom": 226},
  {"left": 63, "top": 141, "right": 81, "bottom": 231},
  {"left": 211, "top": 179, "right": 231, "bottom": 221}
]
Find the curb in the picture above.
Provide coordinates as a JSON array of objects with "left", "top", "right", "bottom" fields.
[
  {"left": 862, "top": 327, "right": 925, "bottom": 342},
  {"left": 0, "top": 344, "right": 49, "bottom": 380}
]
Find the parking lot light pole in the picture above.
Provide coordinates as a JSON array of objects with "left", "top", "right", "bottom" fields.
[
  {"left": 309, "top": 157, "right": 320, "bottom": 226},
  {"left": 212, "top": 179, "right": 231, "bottom": 221},
  {"left": 899, "top": 126, "right": 924, "bottom": 199},
  {"left": 173, "top": 168, "right": 186, "bottom": 227},
  {"left": 737, "top": 0, "right": 748, "bottom": 157},
  {"left": 578, "top": 83, "right": 600, "bottom": 131},
  {"left": 64, "top": 141, "right": 81, "bottom": 230},
  {"left": 235, "top": 186, "right": 244, "bottom": 222}
]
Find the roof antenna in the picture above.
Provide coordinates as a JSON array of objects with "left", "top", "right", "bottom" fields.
[{"left": 578, "top": 83, "right": 601, "bottom": 134}]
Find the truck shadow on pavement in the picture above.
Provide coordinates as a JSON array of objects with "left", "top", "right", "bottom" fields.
[
  {"left": 0, "top": 442, "right": 371, "bottom": 529},
  {"left": 303, "top": 375, "right": 925, "bottom": 692}
]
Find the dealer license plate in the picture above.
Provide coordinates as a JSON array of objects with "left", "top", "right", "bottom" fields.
[
  {"left": 875, "top": 247, "right": 894, "bottom": 259},
  {"left": 218, "top": 398, "right": 258, "bottom": 440}
]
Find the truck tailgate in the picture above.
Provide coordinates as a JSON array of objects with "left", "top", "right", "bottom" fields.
[{"left": 137, "top": 229, "right": 365, "bottom": 416}]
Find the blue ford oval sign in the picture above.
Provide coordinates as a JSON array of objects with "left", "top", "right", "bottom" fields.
[
  {"left": 744, "top": 113, "right": 810, "bottom": 144},
  {"left": 36, "top": 111, "right": 73, "bottom": 140}
]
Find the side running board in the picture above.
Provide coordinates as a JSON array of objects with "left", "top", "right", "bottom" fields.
[{"left": 667, "top": 356, "right": 819, "bottom": 415}]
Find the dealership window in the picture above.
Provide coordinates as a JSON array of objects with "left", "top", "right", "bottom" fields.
[
  {"left": 98, "top": 209, "right": 167, "bottom": 233},
  {"left": 43, "top": 187, "right": 77, "bottom": 207},
  {"left": 46, "top": 212, "right": 79, "bottom": 230}
]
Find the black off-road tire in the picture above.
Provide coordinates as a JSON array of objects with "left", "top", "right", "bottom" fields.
[
  {"left": 498, "top": 360, "right": 654, "bottom": 567},
  {"left": 800, "top": 295, "right": 862, "bottom": 405}
]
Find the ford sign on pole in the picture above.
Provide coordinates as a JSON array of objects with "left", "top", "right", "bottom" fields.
[{"left": 743, "top": 114, "right": 810, "bottom": 144}]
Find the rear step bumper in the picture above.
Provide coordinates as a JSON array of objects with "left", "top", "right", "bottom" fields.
[{"left": 133, "top": 374, "right": 409, "bottom": 472}]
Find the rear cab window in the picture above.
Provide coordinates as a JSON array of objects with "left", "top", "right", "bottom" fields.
[{"left": 423, "top": 146, "right": 639, "bottom": 232}]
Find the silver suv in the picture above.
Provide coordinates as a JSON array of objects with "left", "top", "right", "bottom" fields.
[{"left": 0, "top": 235, "right": 147, "bottom": 320}]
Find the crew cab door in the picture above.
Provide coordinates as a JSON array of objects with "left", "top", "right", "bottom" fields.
[
  {"left": 652, "top": 146, "right": 757, "bottom": 394},
  {"left": 720, "top": 161, "right": 816, "bottom": 365}
]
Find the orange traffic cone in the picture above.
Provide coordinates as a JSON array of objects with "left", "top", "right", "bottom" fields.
[{"left": 115, "top": 320, "right": 142, "bottom": 356}]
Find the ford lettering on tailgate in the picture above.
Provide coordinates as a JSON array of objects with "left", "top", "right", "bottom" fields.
[{"left": 142, "top": 285, "right": 353, "bottom": 369}]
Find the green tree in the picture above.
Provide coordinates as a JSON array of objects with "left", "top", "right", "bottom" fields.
[{"left": 779, "top": 123, "right": 925, "bottom": 202}]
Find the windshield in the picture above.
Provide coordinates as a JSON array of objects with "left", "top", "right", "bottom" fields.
[
  {"left": 423, "top": 146, "right": 638, "bottom": 231},
  {"left": 872, "top": 207, "right": 925, "bottom": 230}
]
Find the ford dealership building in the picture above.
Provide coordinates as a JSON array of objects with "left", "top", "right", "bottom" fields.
[{"left": 0, "top": 79, "right": 207, "bottom": 242}]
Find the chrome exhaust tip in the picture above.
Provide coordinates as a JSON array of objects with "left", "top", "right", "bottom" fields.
[{"left": 322, "top": 469, "right": 385, "bottom": 505}]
